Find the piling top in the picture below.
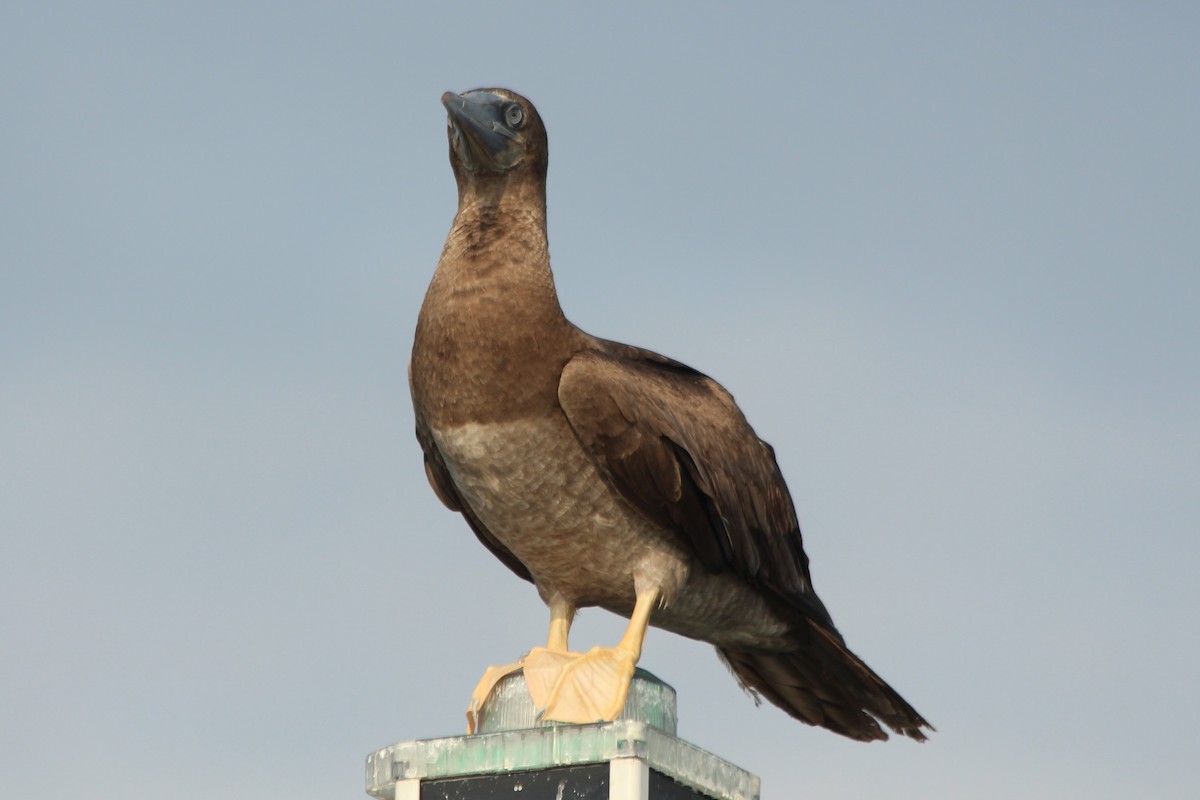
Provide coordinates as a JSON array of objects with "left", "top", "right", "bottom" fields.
[{"left": 366, "top": 670, "right": 760, "bottom": 800}]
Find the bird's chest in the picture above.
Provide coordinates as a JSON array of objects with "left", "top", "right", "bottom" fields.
[
  {"left": 410, "top": 248, "right": 574, "bottom": 428},
  {"left": 429, "top": 414, "right": 677, "bottom": 605}
]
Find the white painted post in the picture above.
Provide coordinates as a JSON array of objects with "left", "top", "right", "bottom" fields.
[
  {"left": 609, "top": 757, "right": 650, "bottom": 800},
  {"left": 391, "top": 778, "right": 419, "bottom": 800}
]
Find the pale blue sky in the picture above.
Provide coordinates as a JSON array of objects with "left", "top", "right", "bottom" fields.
[{"left": 3, "top": 3, "right": 1197, "bottom": 798}]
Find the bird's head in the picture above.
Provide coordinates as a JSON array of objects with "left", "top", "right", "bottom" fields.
[{"left": 442, "top": 88, "right": 548, "bottom": 190}]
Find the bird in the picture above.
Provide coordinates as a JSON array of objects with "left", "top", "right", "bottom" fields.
[{"left": 409, "top": 87, "right": 932, "bottom": 742}]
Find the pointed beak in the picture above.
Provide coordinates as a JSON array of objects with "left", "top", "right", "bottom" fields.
[{"left": 442, "top": 91, "right": 522, "bottom": 172}]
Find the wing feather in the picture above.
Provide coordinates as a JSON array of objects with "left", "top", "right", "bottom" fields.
[{"left": 558, "top": 343, "right": 834, "bottom": 629}]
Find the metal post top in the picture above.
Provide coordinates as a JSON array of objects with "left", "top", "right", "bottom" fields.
[{"left": 366, "top": 670, "right": 760, "bottom": 800}]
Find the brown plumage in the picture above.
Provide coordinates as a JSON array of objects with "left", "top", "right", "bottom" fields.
[{"left": 410, "top": 87, "right": 932, "bottom": 741}]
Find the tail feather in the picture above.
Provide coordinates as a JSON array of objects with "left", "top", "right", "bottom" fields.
[{"left": 717, "top": 620, "right": 933, "bottom": 742}]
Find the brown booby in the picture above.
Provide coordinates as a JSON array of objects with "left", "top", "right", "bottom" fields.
[{"left": 409, "top": 88, "right": 932, "bottom": 742}]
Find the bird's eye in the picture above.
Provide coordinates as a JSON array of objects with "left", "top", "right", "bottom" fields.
[{"left": 505, "top": 104, "right": 525, "bottom": 128}]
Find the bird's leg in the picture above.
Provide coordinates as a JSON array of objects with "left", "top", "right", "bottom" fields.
[
  {"left": 546, "top": 595, "right": 575, "bottom": 651},
  {"left": 465, "top": 596, "right": 577, "bottom": 733},
  {"left": 541, "top": 586, "right": 661, "bottom": 724}
]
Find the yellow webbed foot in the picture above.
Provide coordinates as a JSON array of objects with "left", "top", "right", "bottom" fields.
[
  {"left": 520, "top": 647, "right": 580, "bottom": 709},
  {"left": 465, "top": 647, "right": 580, "bottom": 732},
  {"left": 541, "top": 645, "right": 638, "bottom": 724},
  {"left": 467, "top": 591, "right": 654, "bottom": 730},
  {"left": 466, "top": 660, "right": 524, "bottom": 734}
]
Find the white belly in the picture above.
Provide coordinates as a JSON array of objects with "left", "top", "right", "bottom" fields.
[{"left": 430, "top": 414, "right": 688, "bottom": 609}]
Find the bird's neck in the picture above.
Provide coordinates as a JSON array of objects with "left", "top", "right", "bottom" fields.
[
  {"left": 447, "top": 189, "right": 549, "bottom": 272},
  {"left": 433, "top": 190, "right": 562, "bottom": 317},
  {"left": 411, "top": 189, "right": 579, "bottom": 426}
]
